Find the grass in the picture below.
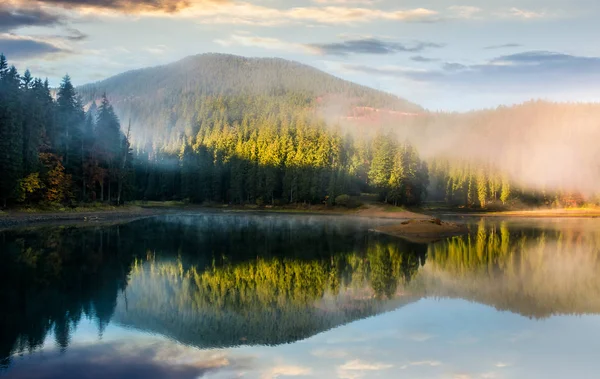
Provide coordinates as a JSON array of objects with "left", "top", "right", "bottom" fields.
[
  {"left": 383, "top": 205, "right": 408, "bottom": 213},
  {"left": 12, "top": 203, "right": 142, "bottom": 214},
  {"left": 130, "top": 200, "right": 186, "bottom": 208}
]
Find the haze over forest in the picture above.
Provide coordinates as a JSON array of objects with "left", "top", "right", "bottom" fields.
[
  {"left": 1, "top": 51, "right": 599, "bottom": 210},
  {"left": 1, "top": 1, "right": 600, "bottom": 209}
]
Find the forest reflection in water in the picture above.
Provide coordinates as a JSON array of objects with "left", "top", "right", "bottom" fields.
[{"left": 1, "top": 214, "right": 600, "bottom": 371}]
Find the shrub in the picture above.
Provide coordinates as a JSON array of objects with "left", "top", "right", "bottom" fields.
[{"left": 335, "top": 194, "right": 362, "bottom": 208}]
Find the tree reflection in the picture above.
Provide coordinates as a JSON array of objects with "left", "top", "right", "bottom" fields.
[
  {"left": 0, "top": 225, "right": 135, "bottom": 368},
  {"left": 0, "top": 215, "right": 424, "bottom": 368},
  {"left": 417, "top": 219, "right": 600, "bottom": 318},
  {"left": 2, "top": 215, "right": 600, "bottom": 368}
]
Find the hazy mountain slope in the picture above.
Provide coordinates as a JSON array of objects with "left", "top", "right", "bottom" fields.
[{"left": 77, "top": 53, "right": 421, "bottom": 143}]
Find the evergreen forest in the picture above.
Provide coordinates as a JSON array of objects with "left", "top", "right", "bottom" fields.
[{"left": 1, "top": 53, "right": 598, "bottom": 209}]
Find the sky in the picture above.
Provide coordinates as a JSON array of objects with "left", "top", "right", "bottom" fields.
[
  {"left": 7, "top": 299, "right": 600, "bottom": 379},
  {"left": 2, "top": 0, "right": 600, "bottom": 110}
]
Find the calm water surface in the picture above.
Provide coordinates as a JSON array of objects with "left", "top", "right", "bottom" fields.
[{"left": 1, "top": 213, "right": 600, "bottom": 378}]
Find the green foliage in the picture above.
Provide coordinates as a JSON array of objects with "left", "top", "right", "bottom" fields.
[
  {"left": 500, "top": 176, "right": 511, "bottom": 205},
  {"left": 334, "top": 194, "right": 362, "bottom": 208},
  {"left": 18, "top": 173, "right": 43, "bottom": 203},
  {"left": 0, "top": 55, "right": 134, "bottom": 207}
]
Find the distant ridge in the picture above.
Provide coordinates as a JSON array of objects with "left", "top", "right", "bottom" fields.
[{"left": 77, "top": 53, "right": 421, "bottom": 142}]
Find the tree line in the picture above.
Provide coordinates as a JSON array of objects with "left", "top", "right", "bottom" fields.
[
  {"left": 0, "top": 54, "right": 430, "bottom": 208},
  {"left": 0, "top": 54, "right": 133, "bottom": 207},
  {"left": 136, "top": 95, "right": 429, "bottom": 206},
  {"left": 5, "top": 52, "right": 593, "bottom": 209}
]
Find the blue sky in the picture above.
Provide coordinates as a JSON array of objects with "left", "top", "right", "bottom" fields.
[
  {"left": 8, "top": 299, "right": 600, "bottom": 379},
  {"left": 2, "top": 0, "right": 600, "bottom": 110}
]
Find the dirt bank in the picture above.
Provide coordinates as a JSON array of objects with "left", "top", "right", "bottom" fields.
[
  {"left": 0, "top": 208, "right": 169, "bottom": 231},
  {"left": 0, "top": 203, "right": 433, "bottom": 231},
  {"left": 372, "top": 218, "right": 469, "bottom": 244}
]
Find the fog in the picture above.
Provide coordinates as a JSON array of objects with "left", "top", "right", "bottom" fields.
[{"left": 324, "top": 100, "right": 600, "bottom": 196}]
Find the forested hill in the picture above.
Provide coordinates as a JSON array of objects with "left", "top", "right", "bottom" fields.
[{"left": 76, "top": 53, "right": 421, "bottom": 143}]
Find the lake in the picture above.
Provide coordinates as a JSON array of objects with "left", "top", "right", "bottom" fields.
[{"left": 1, "top": 213, "right": 600, "bottom": 379}]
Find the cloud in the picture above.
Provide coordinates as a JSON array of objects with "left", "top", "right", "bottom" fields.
[
  {"left": 8, "top": 0, "right": 440, "bottom": 25},
  {"left": 484, "top": 43, "right": 522, "bottom": 50},
  {"left": 449, "top": 5, "right": 482, "bottom": 19},
  {"left": 308, "top": 38, "right": 444, "bottom": 56},
  {"left": 497, "top": 7, "right": 548, "bottom": 19},
  {"left": 215, "top": 34, "right": 444, "bottom": 57},
  {"left": 343, "top": 64, "right": 428, "bottom": 78},
  {"left": 0, "top": 3, "right": 64, "bottom": 32},
  {"left": 179, "top": 3, "right": 441, "bottom": 26},
  {"left": 215, "top": 33, "right": 313, "bottom": 53},
  {"left": 64, "top": 27, "right": 87, "bottom": 41},
  {"left": 312, "top": 0, "right": 375, "bottom": 4},
  {"left": 261, "top": 365, "right": 312, "bottom": 379},
  {"left": 508, "top": 7, "right": 546, "bottom": 19},
  {"left": 4, "top": 339, "right": 250, "bottom": 379},
  {"left": 411, "top": 55, "right": 440, "bottom": 63},
  {"left": 285, "top": 7, "right": 440, "bottom": 24},
  {"left": 32, "top": 0, "right": 197, "bottom": 13},
  {"left": 409, "top": 360, "right": 442, "bottom": 367},
  {"left": 311, "top": 348, "right": 349, "bottom": 359},
  {"left": 344, "top": 51, "right": 600, "bottom": 93},
  {"left": 144, "top": 44, "right": 169, "bottom": 55},
  {"left": 0, "top": 33, "right": 69, "bottom": 59},
  {"left": 337, "top": 360, "right": 393, "bottom": 379}
]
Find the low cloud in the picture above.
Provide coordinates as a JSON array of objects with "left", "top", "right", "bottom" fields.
[
  {"left": 0, "top": 3, "right": 64, "bottom": 32},
  {"left": 409, "top": 360, "right": 442, "bottom": 367},
  {"left": 497, "top": 7, "right": 548, "bottom": 19},
  {"left": 261, "top": 365, "right": 312, "bottom": 379},
  {"left": 484, "top": 43, "right": 522, "bottom": 50},
  {"left": 337, "top": 359, "right": 393, "bottom": 379},
  {"left": 32, "top": 0, "right": 197, "bottom": 13},
  {"left": 308, "top": 38, "right": 444, "bottom": 56},
  {"left": 345, "top": 51, "right": 600, "bottom": 92},
  {"left": 0, "top": 33, "right": 69, "bottom": 59},
  {"left": 215, "top": 33, "right": 312, "bottom": 53},
  {"left": 448, "top": 5, "right": 482, "bottom": 19},
  {"left": 64, "top": 27, "right": 87, "bottom": 41},
  {"left": 411, "top": 55, "right": 440, "bottom": 63},
  {"left": 312, "top": 0, "right": 375, "bottom": 4}
]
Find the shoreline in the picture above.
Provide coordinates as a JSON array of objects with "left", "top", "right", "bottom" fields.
[
  {"left": 2, "top": 203, "right": 599, "bottom": 231},
  {"left": 0, "top": 204, "right": 429, "bottom": 231},
  {"left": 0, "top": 208, "right": 169, "bottom": 231},
  {"left": 437, "top": 209, "right": 600, "bottom": 219}
]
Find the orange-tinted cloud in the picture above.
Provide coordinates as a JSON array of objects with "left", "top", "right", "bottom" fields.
[{"left": 30, "top": 0, "right": 224, "bottom": 13}]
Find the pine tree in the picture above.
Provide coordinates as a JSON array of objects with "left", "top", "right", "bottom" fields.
[
  {"left": 477, "top": 170, "right": 488, "bottom": 208},
  {"left": 500, "top": 176, "right": 511, "bottom": 205},
  {"left": 368, "top": 134, "right": 396, "bottom": 202},
  {"left": 0, "top": 61, "right": 24, "bottom": 207},
  {"left": 95, "top": 94, "right": 122, "bottom": 202}
]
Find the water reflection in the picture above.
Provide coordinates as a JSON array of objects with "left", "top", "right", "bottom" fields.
[
  {"left": 1, "top": 214, "right": 600, "bottom": 375},
  {"left": 417, "top": 219, "right": 600, "bottom": 317}
]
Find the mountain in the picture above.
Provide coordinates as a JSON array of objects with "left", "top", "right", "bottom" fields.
[{"left": 77, "top": 53, "right": 421, "bottom": 144}]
